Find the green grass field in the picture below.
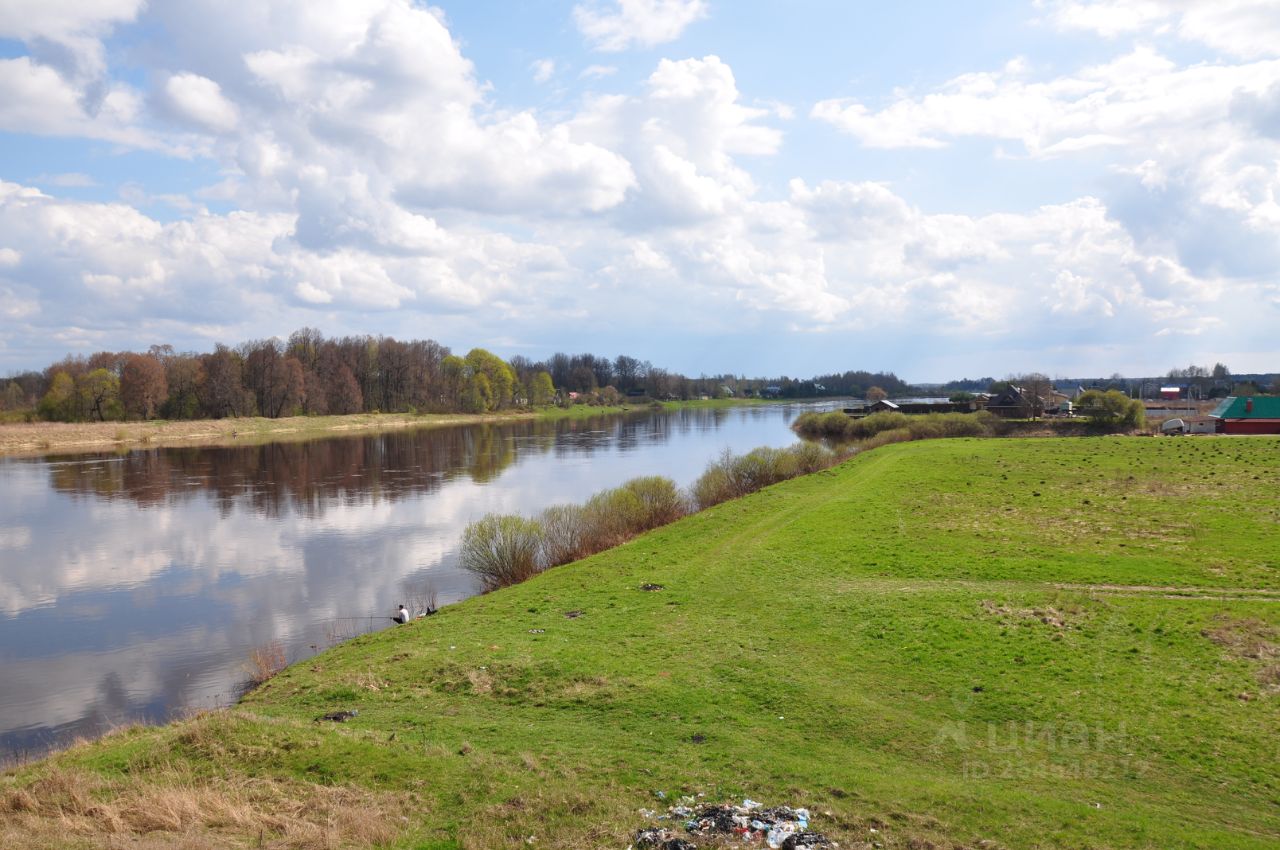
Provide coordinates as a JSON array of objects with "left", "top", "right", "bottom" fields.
[{"left": 3, "top": 436, "right": 1277, "bottom": 849}]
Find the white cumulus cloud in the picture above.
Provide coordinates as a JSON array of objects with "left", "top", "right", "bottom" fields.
[
  {"left": 574, "top": 0, "right": 708, "bottom": 52},
  {"left": 159, "top": 72, "right": 239, "bottom": 132},
  {"left": 531, "top": 58, "right": 557, "bottom": 84},
  {"left": 1043, "top": 0, "right": 1280, "bottom": 58}
]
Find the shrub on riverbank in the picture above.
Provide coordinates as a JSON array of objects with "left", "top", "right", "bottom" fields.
[
  {"left": 460, "top": 514, "right": 545, "bottom": 591},
  {"left": 620, "top": 476, "right": 687, "bottom": 530},
  {"left": 464, "top": 477, "right": 688, "bottom": 588},
  {"left": 689, "top": 444, "right": 842, "bottom": 509},
  {"left": 540, "top": 504, "right": 590, "bottom": 567},
  {"left": 462, "top": 443, "right": 847, "bottom": 589},
  {"left": 793, "top": 410, "right": 996, "bottom": 441},
  {"left": 582, "top": 487, "right": 649, "bottom": 549}
]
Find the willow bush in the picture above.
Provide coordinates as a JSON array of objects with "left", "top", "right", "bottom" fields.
[
  {"left": 793, "top": 409, "right": 995, "bottom": 441},
  {"left": 621, "top": 476, "right": 688, "bottom": 530},
  {"left": 540, "top": 504, "right": 589, "bottom": 568},
  {"left": 460, "top": 514, "right": 544, "bottom": 591},
  {"left": 461, "top": 446, "right": 845, "bottom": 593},
  {"left": 690, "top": 443, "right": 843, "bottom": 509}
]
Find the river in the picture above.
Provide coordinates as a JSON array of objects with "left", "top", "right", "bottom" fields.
[{"left": 0, "top": 403, "right": 831, "bottom": 760}]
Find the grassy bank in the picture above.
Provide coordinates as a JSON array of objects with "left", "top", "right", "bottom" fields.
[
  {"left": 791, "top": 409, "right": 1152, "bottom": 444},
  {"left": 535, "top": 403, "right": 632, "bottom": 420},
  {"left": 3, "top": 436, "right": 1278, "bottom": 849}
]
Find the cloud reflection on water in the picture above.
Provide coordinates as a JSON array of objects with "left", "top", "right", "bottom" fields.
[{"left": 0, "top": 405, "right": 809, "bottom": 758}]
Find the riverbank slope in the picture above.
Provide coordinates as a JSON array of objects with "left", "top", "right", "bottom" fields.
[{"left": 3, "top": 436, "right": 1277, "bottom": 848}]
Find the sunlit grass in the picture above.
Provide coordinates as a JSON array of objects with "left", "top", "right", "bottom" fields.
[{"left": 4, "top": 436, "right": 1277, "bottom": 849}]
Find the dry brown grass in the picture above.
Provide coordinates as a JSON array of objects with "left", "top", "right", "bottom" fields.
[
  {"left": 455, "top": 789, "right": 633, "bottom": 850},
  {"left": 0, "top": 765, "right": 411, "bottom": 849},
  {"left": 464, "top": 668, "right": 494, "bottom": 695},
  {"left": 345, "top": 671, "right": 390, "bottom": 693},
  {"left": 1203, "top": 615, "right": 1280, "bottom": 694},
  {"left": 1202, "top": 615, "right": 1278, "bottom": 660},
  {"left": 246, "top": 642, "right": 288, "bottom": 688},
  {"left": 979, "top": 599, "right": 1083, "bottom": 630},
  {"left": 0, "top": 410, "right": 532, "bottom": 458}
]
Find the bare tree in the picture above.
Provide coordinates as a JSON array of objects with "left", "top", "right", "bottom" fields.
[
  {"left": 302, "top": 368, "right": 328, "bottom": 415},
  {"left": 330, "top": 365, "right": 363, "bottom": 414},
  {"left": 200, "top": 345, "right": 250, "bottom": 418},
  {"left": 1013, "top": 373, "right": 1053, "bottom": 419},
  {"left": 120, "top": 353, "right": 168, "bottom": 420}
]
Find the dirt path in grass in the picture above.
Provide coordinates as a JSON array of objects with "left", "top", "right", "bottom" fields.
[{"left": 1053, "top": 583, "right": 1280, "bottom": 601}]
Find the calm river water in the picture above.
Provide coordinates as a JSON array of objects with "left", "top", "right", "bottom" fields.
[{"left": 0, "top": 403, "right": 830, "bottom": 759}]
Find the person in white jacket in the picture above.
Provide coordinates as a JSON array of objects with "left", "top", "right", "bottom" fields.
[{"left": 392, "top": 604, "right": 410, "bottom": 624}]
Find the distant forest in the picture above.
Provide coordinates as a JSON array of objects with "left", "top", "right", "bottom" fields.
[{"left": 0, "top": 328, "right": 911, "bottom": 422}]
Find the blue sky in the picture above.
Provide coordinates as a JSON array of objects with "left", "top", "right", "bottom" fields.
[{"left": 1, "top": 0, "right": 1278, "bottom": 381}]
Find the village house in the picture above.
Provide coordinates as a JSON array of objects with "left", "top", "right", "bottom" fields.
[
  {"left": 985, "top": 386, "right": 1037, "bottom": 418},
  {"left": 845, "top": 397, "right": 980, "bottom": 417},
  {"left": 1208, "top": 396, "right": 1280, "bottom": 434}
]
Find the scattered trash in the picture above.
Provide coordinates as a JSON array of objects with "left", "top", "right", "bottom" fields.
[
  {"left": 629, "top": 798, "right": 833, "bottom": 849},
  {"left": 782, "top": 832, "right": 833, "bottom": 849},
  {"left": 633, "top": 827, "right": 696, "bottom": 849},
  {"left": 316, "top": 709, "right": 358, "bottom": 722},
  {"left": 564, "top": 610, "right": 584, "bottom": 619},
  {"left": 528, "top": 628, "right": 546, "bottom": 634},
  {"left": 640, "top": 583, "right": 665, "bottom": 591}
]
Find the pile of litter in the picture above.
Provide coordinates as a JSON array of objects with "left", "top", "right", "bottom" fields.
[
  {"left": 631, "top": 798, "right": 834, "bottom": 849},
  {"left": 632, "top": 828, "right": 695, "bottom": 850},
  {"left": 316, "top": 709, "right": 358, "bottom": 723}
]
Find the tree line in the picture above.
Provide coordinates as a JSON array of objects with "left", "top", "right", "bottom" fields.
[
  {"left": 0, "top": 328, "right": 911, "bottom": 423},
  {"left": 12, "top": 331, "right": 546, "bottom": 423}
]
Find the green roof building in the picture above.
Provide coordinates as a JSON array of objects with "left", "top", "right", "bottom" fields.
[{"left": 1208, "top": 396, "right": 1280, "bottom": 434}]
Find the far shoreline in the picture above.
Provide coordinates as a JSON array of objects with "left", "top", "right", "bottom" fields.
[{"left": 0, "top": 397, "right": 813, "bottom": 459}]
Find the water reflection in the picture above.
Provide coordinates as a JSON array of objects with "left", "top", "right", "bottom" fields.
[{"left": 0, "top": 404, "right": 818, "bottom": 760}]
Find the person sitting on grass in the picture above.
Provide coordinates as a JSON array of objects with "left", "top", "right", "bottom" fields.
[{"left": 392, "top": 604, "right": 410, "bottom": 624}]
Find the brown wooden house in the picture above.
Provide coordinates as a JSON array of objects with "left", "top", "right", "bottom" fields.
[{"left": 985, "top": 386, "right": 1038, "bottom": 418}]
